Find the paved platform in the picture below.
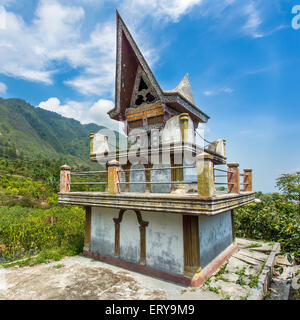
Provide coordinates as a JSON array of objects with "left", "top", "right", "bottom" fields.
[{"left": 0, "top": 238, "right": 283, "bottom": 300}]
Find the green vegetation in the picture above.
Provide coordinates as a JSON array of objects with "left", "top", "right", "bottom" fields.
[
  {"left": 0, "top": 97, "right": 122, "bottom": 165},
  {"left": 0, "top": 155, "right": 101, "bottom": 264},
  {"left": 0, "top": 205, "right": 85, "bottom": 262},
  {"left": 208, "top": 286, "right": 221, "bottom": 294},
  {"left": 235, "top": 267, "right": 247, "bottom": 286},
  {"left": 215, "top": 263, "right": 229, "bottom": 282},
  {"left": 234, "top": 191, "right": 300, "bottom": 262},
  {"left": 276, "top": 171, "right": 300, "bottom": 203},
  {"left": 0, "top": 100, "right": 299, "bottom": 271},
  {"left": 0, "top": 175, "right": 55, "bottom": 208},
  {"left": 235, "top": 172, "right": 300, "bottom": 262}
]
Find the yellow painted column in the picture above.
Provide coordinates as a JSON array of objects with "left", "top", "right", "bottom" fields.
[
  {"left": 89, "top": 133, "right": 95, "bottom": 159},
  {"left": 196, "top": 153, "right": 215, "bottom": 198}
]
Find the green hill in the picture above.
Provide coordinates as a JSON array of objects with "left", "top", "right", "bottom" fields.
[{"left": 0, "top": 97, "right": 119, "bottom": 166}]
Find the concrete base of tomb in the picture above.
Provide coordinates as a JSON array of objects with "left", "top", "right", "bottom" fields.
[
  {"left": 59, "top": 192, "right": 252, "bottom": 287},
  {"left": 83, "top": 243, "right": 238, "bottom": 287}
]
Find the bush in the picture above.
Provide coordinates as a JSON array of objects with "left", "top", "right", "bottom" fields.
[
  {"left": 234, "top": 193, "right": 300, "bottom": 262},
  {"left": 0, "top": 206, "right": 85, "bottom": 261}
]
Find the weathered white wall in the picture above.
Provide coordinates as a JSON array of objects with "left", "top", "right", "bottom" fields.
[
  {"left": 90, "top": 207, "right": 117, "bottom": 256},
  {"left": 119, "top": 210, "right": 140, "bottom": 263},
  {"left": 143, "top": 211, "right": 184, "bottom": 275},
  {"left": 198, "top": 210, "right": 233, "bottom": 269},
  {"left": 90, "top": 208, "right": 184, "bottom": 275}
]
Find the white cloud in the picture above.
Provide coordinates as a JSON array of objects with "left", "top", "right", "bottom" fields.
[
  {"left": 120, "top": 0, "right": 204, "bottom": 23},
  {"left": 0, "top": 0, "right": 281, "bottom": 97},
  {"left": 64, "top": 21, "right": 116, "bottom": 96},
  {"left": 0, "top": 1, "right": 160, "bottom": 96},
  {"left": 203, "top": 87, "right": 234, "bottom": 96},
  {"left": 203, "top": 90, "right": 215, "bottom": 96},
  {"left": 37, "top": 97, "right": 81, "bottom": 119},
  {"left": 0, "top": 0, "right": 116, "bottom": 93},
  {"left": 0, "top": 81, "right": 7, "bottom": 93},
  {"left": 223, "top": 87, "right": 234, "bottom": 94},
  {"left": 242, "top": 2, "right": 263, "bottom": 38},
  {"left": 0, "top": 1, "right": 85, "bottom": 84},
  {"left": 37, "top": 97, "right": 123, "bottom": 132}
]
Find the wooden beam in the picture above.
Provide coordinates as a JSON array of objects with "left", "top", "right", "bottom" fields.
[
  {"left": 183, "top": 215, "right": 200, "bottom": 276},
  {"left": 84, "top": 206, "right": 92, "bottom": 251}
]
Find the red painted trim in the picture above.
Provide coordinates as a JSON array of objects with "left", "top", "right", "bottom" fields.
[
  {"left": 190, "top": 243, "right": 238, "bottom": 287},
  {"left": 83, "top": 242, "right": 238, "bottom": 287}
]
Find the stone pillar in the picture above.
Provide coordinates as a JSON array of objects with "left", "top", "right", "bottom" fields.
[
  {"left": 121, "top": 163, "right": 131, "bottom": 192},
  {"left": 227, "top": 162, "right": 240, "bottom": 194},
  {"left": 60, "top": 165, "right": 71, "bottom": 193},
  {"left": 243, "top": 168, "right": 253, "bottom": 192},
  {"left": 107, "top": 160, "right": 120, "bottom": 194},
  {"left": 196, "top": 153, "right": 215, "bottom": 198},
  {"left": 179, "top": 113, "right": 189, "bottom": 142},
  {"left": 170, "top": 153, "right": 184, "bottom": 192},
  {"left": 144, "top": 163, "right": 153, "bottom": 193},
  {"left": 89, "top": 133, "right": 95, "bottom": 157}
]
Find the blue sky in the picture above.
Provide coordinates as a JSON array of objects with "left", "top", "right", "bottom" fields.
[{"left": 0, "top": 0, "right": 299, "bottom": 192}]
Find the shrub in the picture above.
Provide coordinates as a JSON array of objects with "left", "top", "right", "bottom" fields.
[
  {"left": 0, "top": 206, "right": 85, "bottom": 261},
  {"left": 234, "top": 193, "right": 300, "bottom": 262}
]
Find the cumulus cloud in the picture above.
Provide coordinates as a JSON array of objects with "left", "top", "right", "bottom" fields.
[
  {"left": 0, "top": 82, "right": 7, "bottom": 93},
  {"left": 0, "top": 1, "right": 85, "bottom": 84},
  {"left": 0, "top": 0, "right": 116, "bottom": 93},
  {"left": 0, "top": 0, "right": 280, "bottom": 98},
  {"left": 0, "top": 1, "right": 163, "bottom": 96},
  {"left": 37, "top": 97, "right": 123, "bottom": 132}
]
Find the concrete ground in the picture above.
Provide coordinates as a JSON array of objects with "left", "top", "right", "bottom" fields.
[{"left": 0, "top": 238, "right": 286, "bottom": 300}]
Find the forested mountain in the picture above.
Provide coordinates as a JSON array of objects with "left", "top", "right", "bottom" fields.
[{"left": 0, "top": 97, "right": 119, "bottom": 166}]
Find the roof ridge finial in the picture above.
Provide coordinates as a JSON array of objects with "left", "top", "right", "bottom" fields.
[{"left": 172, "top": 73, "right": 195, "bottom": 105}]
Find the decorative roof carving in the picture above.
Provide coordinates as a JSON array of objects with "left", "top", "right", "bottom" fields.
[
  {"left": 108, "top": 11, "right": 209, "bottom": 124},
  {"left": 165, "top": 73, "right": 195, "bottom": 105}
]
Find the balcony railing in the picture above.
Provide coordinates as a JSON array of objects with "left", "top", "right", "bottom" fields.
[{"left": 59, "top": 154, "right": 253, "bottom": 198}]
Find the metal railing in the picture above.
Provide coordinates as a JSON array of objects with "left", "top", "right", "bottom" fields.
[
  {"left": 60, "top": 157, "right": 253, "bottom": 197},
  {"left": 69, "top": 170, "right": 108, "bottom": 190}
]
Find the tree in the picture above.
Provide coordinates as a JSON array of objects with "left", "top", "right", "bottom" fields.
[{"left": 276, "top": 172, "right": 300, "bottom": 203}]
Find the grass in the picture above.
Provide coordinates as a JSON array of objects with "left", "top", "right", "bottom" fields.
[
  {"left": 1, "top": 247, "right": 77, "bottom": 268},
  {"left": 241, "top": 292, "right": 250, "bottom": 300},
  {"left": 245, "top": 243, "right": 262, "bottom": 249},
  {"left": 235, "top": 267, "right": 247, "bottom": 286},
  {"left": 208, "top": 286, "right": 221, "bottom": 294},
  {"left": 215, "top": 263, "right": 228, "bottom": 281}
]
